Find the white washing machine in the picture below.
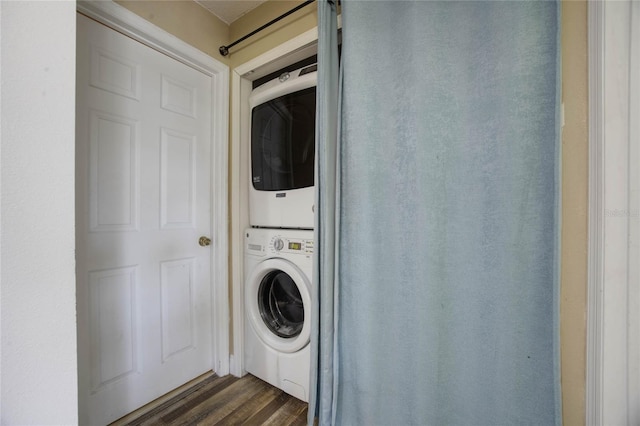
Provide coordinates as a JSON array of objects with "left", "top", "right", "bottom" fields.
[{"left": 244, "top": 228, "right": 314, "bottom": 401}]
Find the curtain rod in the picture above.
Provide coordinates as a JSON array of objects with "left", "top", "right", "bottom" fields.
[{"left": 219, "top": 0, "right": 316, "bottom": 57}]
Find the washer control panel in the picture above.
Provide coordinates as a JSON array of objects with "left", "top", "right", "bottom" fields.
[{"left": 270, "top": 235, "right": 314, "bottom": 255}]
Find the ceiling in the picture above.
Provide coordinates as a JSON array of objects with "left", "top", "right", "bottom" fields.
[{"left": 195, "top": 0, "right": 269, "bottom": 25}]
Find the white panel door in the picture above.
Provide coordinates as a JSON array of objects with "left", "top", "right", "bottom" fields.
[{"left": 76, "top": 13, "right": 214, "bottom": 425}]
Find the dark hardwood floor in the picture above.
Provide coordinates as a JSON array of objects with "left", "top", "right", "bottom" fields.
[{"left": 111, "top": 373, "right": 308, "bottom": 426}]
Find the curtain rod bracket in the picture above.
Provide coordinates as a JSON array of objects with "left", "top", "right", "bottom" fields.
[{"left": 219, "top": 0, "right": 316, "bottom": 57}]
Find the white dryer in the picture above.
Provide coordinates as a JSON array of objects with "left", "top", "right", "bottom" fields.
[
  {"left": 249, "top": 64, "right": 316, "bottom": 229},
  {"left": 244, "top": 228, "right": 314, "bottom": 402}
]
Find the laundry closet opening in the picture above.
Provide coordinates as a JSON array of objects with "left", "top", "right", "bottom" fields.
[{"left": 229, "top": 27, "right": 320, "bottom": 383}]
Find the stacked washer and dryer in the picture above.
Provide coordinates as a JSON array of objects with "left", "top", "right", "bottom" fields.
[{"left": 244, "top": 64, "right": 317, "bottom": 402}]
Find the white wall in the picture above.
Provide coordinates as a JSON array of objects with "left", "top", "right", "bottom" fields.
[{"left": 0, "top": 1, "right": 78, "bottom": 424}]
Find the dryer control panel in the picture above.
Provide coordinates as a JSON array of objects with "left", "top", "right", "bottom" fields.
[{"left": 270, "top": 235, "right": 314, "bottom": 255}]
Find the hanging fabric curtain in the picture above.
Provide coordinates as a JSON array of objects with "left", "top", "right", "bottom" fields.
[
  {"left": 311, "top": 0, "right": 561, "bottom": 424},
  {"left": 309, "top": 0, "right": 341, "bottom": 424}
]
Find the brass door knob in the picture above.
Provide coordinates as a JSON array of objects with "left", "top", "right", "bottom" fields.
[{"left": 199, "top": 236, "right": 212, "bottom": 247}]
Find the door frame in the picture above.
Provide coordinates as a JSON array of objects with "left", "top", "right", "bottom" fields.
[
  {"left": 587, "top": 1, "right": 640, "bottom": 423},
  {"left": 76, "top": 0, "right": 230, "bottom": 376}
]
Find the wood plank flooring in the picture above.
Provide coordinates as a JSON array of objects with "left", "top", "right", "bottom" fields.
[{"left": 111, "top": 372, "right": 308, "bottom": 426}]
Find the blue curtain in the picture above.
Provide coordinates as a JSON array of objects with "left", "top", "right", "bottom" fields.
[
  {"left": 310, "top": 0, "right": 341, "bottom": 423},
  {"left": 311, "top": 1, "right": 561, "bottom": 425}
]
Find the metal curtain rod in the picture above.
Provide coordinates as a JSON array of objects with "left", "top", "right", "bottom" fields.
[{"left": 219, "top": 0, "right": 316, "bottom": 57}]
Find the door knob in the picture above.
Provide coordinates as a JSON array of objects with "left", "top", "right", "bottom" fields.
[{"left": 199, "top": 236, "right": 212, "bottom": 247}]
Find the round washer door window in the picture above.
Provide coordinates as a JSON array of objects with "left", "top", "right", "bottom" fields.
[
  {"left": 258, "top": 270, "right": 304, "bottom": 338},
  {"left": 246, "top": 258, "right": 311, "bottom": 353}
]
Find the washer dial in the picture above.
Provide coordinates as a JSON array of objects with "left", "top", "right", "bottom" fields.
[{"left": 273, "top": 237, "right": 284, "bottom": 251}]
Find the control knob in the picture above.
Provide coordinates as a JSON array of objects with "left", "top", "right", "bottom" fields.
[{"left": 273, "top": 238, "right": 284, "bottom": 251}]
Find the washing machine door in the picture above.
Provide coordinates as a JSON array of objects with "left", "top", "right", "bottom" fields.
[{"left": 246, "top": 258, "right": 311, "bottom": 353}]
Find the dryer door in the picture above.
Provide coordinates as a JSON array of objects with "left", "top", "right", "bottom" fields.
[
  {"left": 250, "top": 87, "right": 315, "bottom": 192},
  {"left": 246, "top": 258, "right": 311, "bottom": 353}
]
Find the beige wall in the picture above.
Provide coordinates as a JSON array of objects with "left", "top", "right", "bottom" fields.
[
  {"left": 115, "top": 0, "right": 230, "bottom": 64},
  {"left": 114, "top": 1, "right": 589, "bottom": 423},
  {"left": 115, "top": 1, "right": 313, "bottom": 74},
  {"left": 228, "top": 0, "right": 318, "bottom": 69},
  {"left": 561, "top": 1, "right": 588, "bottom": 425}
]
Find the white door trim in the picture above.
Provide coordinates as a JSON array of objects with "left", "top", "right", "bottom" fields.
[
  {"left": 76, "top": 0, "right": 230, "bottom": 376},
  {"left": 587, "top": 1, "right": 640, "bottom": 424},
  {"left": 587, "top": 2, "right": 604, "bottom": 422}
]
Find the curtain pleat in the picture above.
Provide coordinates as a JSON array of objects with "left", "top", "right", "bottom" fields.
[
  {"left": 309, "top": 1, "right": 341, "bottom": 425},
  {"left": 312, "top": 1, "right": 561, "bottom": 425}
]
